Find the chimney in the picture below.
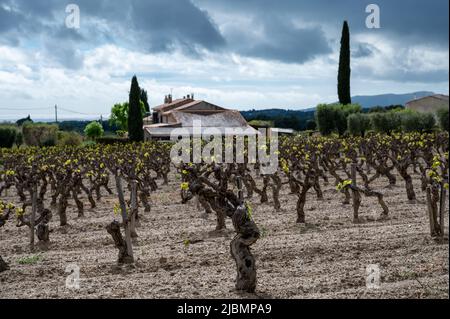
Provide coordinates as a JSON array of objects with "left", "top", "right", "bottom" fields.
[
  {"left": 187, "top": 94, "right": 191, "bottom": 99},
  {"left": 168, "top": 94, "right": 172, "bottom": 103},
  {"left": 191, "top": 93, "right": 194, "bottom": 100}
]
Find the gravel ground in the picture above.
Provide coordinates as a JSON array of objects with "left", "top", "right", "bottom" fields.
[{"left": 0, "top": 171, "right": 448, "bottom": 299}]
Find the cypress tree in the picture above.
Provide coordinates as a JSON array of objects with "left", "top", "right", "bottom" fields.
[
  {"left": 140, "top": 89, "right": 150, "bottom": 113},
  {"left": 338, "top": 21, "right": 351, "bottom": 105},
  {"left": 128, "top": 75, "right": 144, "bottom": 142}
]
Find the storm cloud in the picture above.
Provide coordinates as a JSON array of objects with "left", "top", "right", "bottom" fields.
[
  {"left": 0, "top": 0, "right": 448, "bottom": 118},
  {"left": 1, "top": 0, "right": 448, "bottom": 65},
  {"left": 195, "top": 0, "right": 449, "bottom": 44},
  {"left": 0, "top": 0, "right": 226, "bottom": 66}
]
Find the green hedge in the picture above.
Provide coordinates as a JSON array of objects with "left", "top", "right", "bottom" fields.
[
  {"left": 370, "top": 112, "right": 402, "bottom": 134},
  {"left": 316, "top": 104, "right": 335, "bottom": 136},
  {"left": 437, "top": 108, "right": 449, "bottom": 131},
  {"left": 22, "top": 123, "right": 59, "bottom": 147},
  {"left": 347, "top": 113, "right": 371, "bottom": 136},
  {"left": 401, "top": 111, "right": 435, "bottom": 132},
  {"left": 57, "top": 131, "right": 83, "bottom": 146},
  {"left": 0, "top": 126, "right": 17, "bottom": 148},
  {"left": 316, "top": 103, "right": 362, "bottom": 136},
  {"left": 84, "top": 121, "right": 104, "bottom": 139}
]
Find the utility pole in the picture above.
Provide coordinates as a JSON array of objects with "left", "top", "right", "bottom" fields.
[{"left": 55, "top": 105, "right": 58, "bottom": 123}]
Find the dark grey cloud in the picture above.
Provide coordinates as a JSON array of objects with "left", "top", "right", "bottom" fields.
[
  {"left": 130, "top": 0, "right": 225, "bottom": 53},
  {"left": 51, "top": 26, "right": 86, "bottom": 42},
  {"left": 0, "top": 0, "right": 84, "bottom": 68},
  {"left": 195, "top": 0, "right": 449, "bottom": 46},
  {"left": 0, "top": 6, "right": 21, "bottom": 32},
  {"left": 44, "top": 38, "right": 84, "bottom": 70},
  {"left": 0, "top": 0, "right": 332, "bottom": 65},
  {"left": 230, "top": 17, "right": 331, "bottom": 64},
  {"left": 353, "top": 64, "right": 449, "bottom": 83},
  {"left": 194, "top": 0, "right": 449, "bottom": 82},
  {"left": 352, "top": 43, "right": 378, "bottom": 58},
  {"left": 0, "top": 0, "right": 448, "bottom": 83},
  {"left": 12, "top": 0, "right": 58, "bottom": 17},
  {"left": 390, "top": 69, "right": 449, "bottom": 83},
  {"left": 0, "top": 0, "right": 226, "bottom": 67}
]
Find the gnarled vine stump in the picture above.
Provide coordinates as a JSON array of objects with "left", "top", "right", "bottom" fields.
[
  {"left": 37, "top": 209, "right": 52, "bottom": 249},
  {"left": 426, "top": 183, "right": 446, "bottom": 239},
  {"left": 106, "top": 221, "right": 134, "bottom": 264},
  {"left": 58, "top": 195, "right": 68, "bottom": 226},
  {"left": 1, "top": 206, "right": 11, "bottom": 272},
  {"left": 0, "top": 256, "right": 9, "bottom": 273},
  {"left": 17, "top": 208, "right": 52, "bottom": 250},
  {"left": 180, "top": 164, "right": 261, "bottom": 292},
  {"left": 345, "top": 184, "right": 389, "bottom": 222},
  {"left": 230, "top": 204, "right": 260, "bottom": 293}
]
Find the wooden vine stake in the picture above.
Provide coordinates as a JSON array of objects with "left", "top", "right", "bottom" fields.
[{"left": 107, "top": 173, "right": 134, "bottom": 264}]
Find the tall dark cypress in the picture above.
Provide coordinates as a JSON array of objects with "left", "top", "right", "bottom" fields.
[
  {"left": 128, "top": 75, "right": 144, "bottom": 142},
  {"left": 338, "top": 21, "right": 351, "bottom": 105},
  {"left": 140, "top": 89, "right": 150, "bottom": 113}
]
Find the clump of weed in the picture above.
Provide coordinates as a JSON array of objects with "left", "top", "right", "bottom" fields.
[{"left": 18, "top": 254, "right": 43, "bottom": 265}]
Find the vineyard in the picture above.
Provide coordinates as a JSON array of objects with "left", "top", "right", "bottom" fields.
[{"left": 0, "top": 132, "right": 448, "bottom": 298}]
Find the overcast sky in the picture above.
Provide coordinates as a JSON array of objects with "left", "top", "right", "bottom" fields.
[{"left": 0, "top": 0, "right": 448, "bottom": 120}]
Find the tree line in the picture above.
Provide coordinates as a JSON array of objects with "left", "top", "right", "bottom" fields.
[{"left": 316, "top": 104, "right": 449, "bottom": 137}]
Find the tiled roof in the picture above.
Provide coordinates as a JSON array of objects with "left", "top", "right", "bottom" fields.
[
  {"left": 406, "top": 94, "right": 449, "bottom": 105},
  {"left": 153, "top": 98, "right": 194, "bottom": 112},
  {"left": 170, "top": 110, "right": 248, "bottom": 127},
  {"left": 433, "top": 94, "right": 449, "bottom": 101},
  {"left": 161, "top": 100, "right": 226, "bottom": 115}
]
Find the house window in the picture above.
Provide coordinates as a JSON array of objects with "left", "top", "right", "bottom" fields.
[{"left": 152, "top": 112, "right": 159, "bottom": 124}]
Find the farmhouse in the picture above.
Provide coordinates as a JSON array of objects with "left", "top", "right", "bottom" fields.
[
  {"left": 405, "top": 94, "right": 449, "bottom": 114},
  {"left": 143, "top": 95, "right": 259, "bottom": 141}
]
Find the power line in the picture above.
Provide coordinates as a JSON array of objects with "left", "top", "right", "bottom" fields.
[
  {"left": 0, "top": 106, "right": 53, "bottom": 111},
  {"left": 1, "top": 105, "right": 111, "bottom": 121},
  {"left": 1, "top": 106, "right": 105, "bottom": 116},
  {"left": 57, "top": 106, "right": 107, "bottom": 116}
]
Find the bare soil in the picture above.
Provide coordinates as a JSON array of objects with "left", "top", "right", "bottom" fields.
[{"left": 0, "top": 172, "right": 448, "bottom": 299}]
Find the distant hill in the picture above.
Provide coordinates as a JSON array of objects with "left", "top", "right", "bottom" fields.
[
  {"left": 243, "top": 91, "right": 436, "bottom": 114},
  {"left": 351, "top": 91, "right": 435, "bottom": 109}
]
